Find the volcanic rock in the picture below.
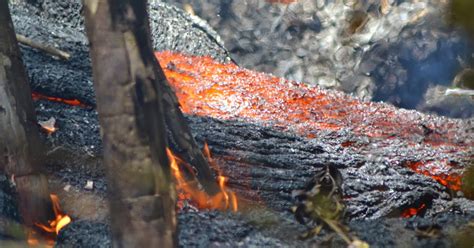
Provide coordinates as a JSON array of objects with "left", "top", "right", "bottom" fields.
[{"left": 2, "top": 0, "right": 474, "bottom": 247}]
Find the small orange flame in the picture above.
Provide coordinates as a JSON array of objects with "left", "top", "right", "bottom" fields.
[
  {"left": 27, "top": 194, "right": 71, "bottom": 246},
  {"left": 166, "top": 147, "right": 238, "bottom": 211},
  {"left": 35, "top": 194, "right": 71, "bottom": 235}
]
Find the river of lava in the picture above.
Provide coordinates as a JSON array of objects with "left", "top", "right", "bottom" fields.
[{"left": 155, "top": 51, "right": 472, "bottom": 192}]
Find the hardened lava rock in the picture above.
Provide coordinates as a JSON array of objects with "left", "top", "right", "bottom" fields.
[
  {"left": 9, "top": 0, "right": 231, "bottom": 107},
  {"left": 3, "top": 1, "right": 474, "bottom": 247}
]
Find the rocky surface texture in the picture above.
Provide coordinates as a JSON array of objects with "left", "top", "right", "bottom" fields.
[
  {"left": 0, "top": 0, "right": 472, "bottom": 247},
  {"left": 163, "top": 0, "right": 474, "bottom": 118}
]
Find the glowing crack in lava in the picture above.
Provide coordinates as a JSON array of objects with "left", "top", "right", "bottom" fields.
[
  {"left": 32, "top": 92, "right": 88, "bottom": 108},
  {"left": 167, "top": 147, "right": 238, "bottom": 211},
  {"left": 401, "top": 203, "right": 427, "bottom": 218},
  {"left": 28, "top": 194, "right": 71, "bottom": 246},
  {"left": 406, "top": 160, "right": 462, "bottom": 191},
  {"left": 155, "top": 51, "right": 472, "bottom": 192}
]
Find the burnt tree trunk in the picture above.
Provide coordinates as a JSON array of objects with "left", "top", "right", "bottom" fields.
[
  {"left": 82, "top": 0, "right": 182, "bottom": 246},
  {"left": 0, "top": 0, "right": 53, "bottom": 227}
]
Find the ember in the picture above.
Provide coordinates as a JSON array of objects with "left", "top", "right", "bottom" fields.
[{"left": 167, "top": 148, "right": 238, "bottom": 211}]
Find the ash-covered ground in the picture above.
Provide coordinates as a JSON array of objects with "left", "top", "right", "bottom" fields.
[{"left": 0, "top": 0, "right": 472, "bottom": 247}]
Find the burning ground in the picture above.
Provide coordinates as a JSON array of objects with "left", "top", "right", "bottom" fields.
[{"left": 0, "top": 0, "right": 473, "bottom": 247}]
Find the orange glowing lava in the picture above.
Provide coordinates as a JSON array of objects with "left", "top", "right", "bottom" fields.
[
  {"left": 35, "top": 194, "right": 71, "bottom": 235},
  {"left": 405, "top": 160, "right": 462, "bottom": 191},
  {"left": 401, "top": 203, "right": 427, "bottom": 218},
  {"left": 155, "top": 51, "right": 472, "bottom": 191},
  {"left": 167, "top": 147, "right": 238, "bottom": 211},
  {"left": 32, "top": 92, "right": 88, "bottom": 108}
]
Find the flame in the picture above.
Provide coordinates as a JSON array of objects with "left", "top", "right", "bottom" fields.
[
  {"left": 166, "top": 147, "right": 238, "bottom": 211},
  {"left": 31, "top": 92, "right": 88, "bottom": 108},
  {"left": 401, "top": 203, "right": 427, "bottom": 218},
  {"left": 27, "top": 194, "right": 71, "bottom": 246},
  {"left": 35, "top": 194, "right": 71, "bottom": 235}
]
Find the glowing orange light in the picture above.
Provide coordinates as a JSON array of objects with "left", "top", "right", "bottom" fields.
[
  {"left": 38, "top": 117, "right": 57, "bottom": 134},
  {"left": 155, "top": 51, "right": 471, "bottom": 192},
  {"left": 31, "top": 92, "right": 88, "bottom": 108},
  {"left": 27, "top": 232, "right": 40, "bottom": 246},
  {"left": 401, "top": 203, "right": 427, "bottom": 218},
  {"left": 35, "top": 194, "right": 72, "bottom": 235},
  {"left": 167, "top": 147, "right": 238, "bottom": 211},
  {"left": 406, "top": 160, "right": 462, "bottom": 191}
]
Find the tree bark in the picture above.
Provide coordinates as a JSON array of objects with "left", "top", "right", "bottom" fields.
[
  {"left": 0, "top": 0, "right": 53, "bottom": 227},
  {"left": 82, "top": 0, "right": 180, "bottom": 246},
  {"left": 159, "top": 70, "right": 221, "bottom": 195}
]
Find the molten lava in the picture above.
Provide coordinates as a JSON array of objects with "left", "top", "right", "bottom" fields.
[
  {"left": 155, "top": 51, "right": 471, "bottom": 191},
  {"left": 167, "top": 147, "right": 238, "bottom": 211},
  {"left": 35, "top": 194, "right": 71, "bottom": 235},
  {"left": 32, "top": 92, "right": 88, "bottom": 108},
  {"left": 401, "top": 203, "right": 427, "bottom": 218},
  {"left": 406, "top": 160, "right": 462, "bottom": 191}
]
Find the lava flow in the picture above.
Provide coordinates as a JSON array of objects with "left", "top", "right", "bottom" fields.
[
  {"left": 28, "top": 194, "right": 71, "bottom": 246},
  {"left": 405, "top": 160, "right": 462, "bottom": 191},
  {"left": 401, "top": 203, "right": 427, "bottom": 218},
  {"left": 167, "top": 147, "right": 238, "bottom": 211},
  {"left": 32, "top": 92, "right": 88, "bottom": 108},
  {"left": 155, "top": 51, "right": 472, "bottom": 192}
]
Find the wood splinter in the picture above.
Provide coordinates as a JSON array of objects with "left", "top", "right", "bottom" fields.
[{"left": 16, "top": 34, "right": 71, "bottom": 60}]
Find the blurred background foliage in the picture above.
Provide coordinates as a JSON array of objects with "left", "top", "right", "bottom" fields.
[
  {"left": 449, "top": 0, "right": 474, "bottom": 91},
  {"left": 449, "top": 0, "right": 474, "bottom": 201}
]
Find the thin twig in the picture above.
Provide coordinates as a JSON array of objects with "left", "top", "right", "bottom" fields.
[
  {"left": 16, "top": 34, "right": 71, "bottom": 60},
  {"left": 323, "top": 219, "right": 352, "bottom": 245}
]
